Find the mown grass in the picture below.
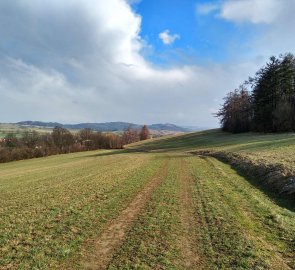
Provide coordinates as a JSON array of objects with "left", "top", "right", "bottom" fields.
[
  {"left": 129, "top": 129, "right": 295, "bottom": 152},
  {"left": 189, "top": 156, "right": 295, "bottom": 269},
  {"left": 129, "top": 129, "right": 295, "bottom": 176},
  {"left": 0, "top": 150, "right": 165, "bottom": 269}
]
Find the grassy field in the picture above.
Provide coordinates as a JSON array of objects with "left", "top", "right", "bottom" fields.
[
  {"left": 0, "top": 124, "right": 53, "bottom": 138},
  {"left": 129, "top": 129, "right": 295, "bottom": 173},
  {"left": 0, "top": 130, "right": 295, "bottom": 269}
]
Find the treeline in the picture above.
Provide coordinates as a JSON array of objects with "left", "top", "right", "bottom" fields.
[
  {"left": 217, "top": 53, "right": 295, "bottom": 133},
  {"left": 0, "top": 125, "right": 150, "bottom": 163}
]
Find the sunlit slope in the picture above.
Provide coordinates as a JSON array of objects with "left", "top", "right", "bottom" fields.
[
  {"left": 128, "top": 129, "right": 295, "bottom": 172},
  {"left": 128, "top": 129, "right": 295, "bottom": 153}
]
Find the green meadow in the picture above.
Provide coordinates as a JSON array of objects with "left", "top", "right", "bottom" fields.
[{"left": 1, "top": 130, "right": 295, "bottom": 269}]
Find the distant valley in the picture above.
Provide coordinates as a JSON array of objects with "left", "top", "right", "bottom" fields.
[{"left": 15, "top": 121, "right": 206, "bottom": 134}]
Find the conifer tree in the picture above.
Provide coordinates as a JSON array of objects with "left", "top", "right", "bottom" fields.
[{"left": 217, "top": 53, "right": 295, "bottom": 133}]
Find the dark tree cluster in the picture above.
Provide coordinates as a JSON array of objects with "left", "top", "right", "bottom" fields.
[
  {"left": 0, "top": 125, "right": 151, "bottom": 163},
  {"left": 217, "top": 53, "right": 295, "bottom": 133},
  {"left": 0, "top": 127, "right": 123, "bottom": 163}
]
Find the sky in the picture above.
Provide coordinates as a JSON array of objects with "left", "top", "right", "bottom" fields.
[{"left": 0, "top": 0, "right": 294, "bottom": 127}]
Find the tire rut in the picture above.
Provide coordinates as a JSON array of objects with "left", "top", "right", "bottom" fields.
[
  {"left": 81, "top": 160, "right": 169, "bottom": 270},
  {"left": 179, "top": 157, "right": 207, "bottom": 269}
]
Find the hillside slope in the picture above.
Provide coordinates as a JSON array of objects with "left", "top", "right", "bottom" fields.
[
  {"left": 1, "top": 130, "right": 294, "bottom": 269},
  {"left": 128, "top": 129, "right": 295, "bottom": 195}
]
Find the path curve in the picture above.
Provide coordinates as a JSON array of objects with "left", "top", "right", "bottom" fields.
[{"left": 82, "top": 161, "right": 168, "bottom": 270}]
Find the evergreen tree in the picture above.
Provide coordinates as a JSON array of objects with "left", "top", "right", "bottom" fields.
[
  {"left": 217, "top": 53, "right": 295, "bottom": 133},
  {"left": 250, "top": 56, "right": 281, "bottom": 132},
  {"left": 276, "top": 53, "right": 295, "bottom": 130}
]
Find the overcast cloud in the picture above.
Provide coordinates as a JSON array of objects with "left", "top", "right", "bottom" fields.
[{"left": 0, "top": 0, "right": 294, "bottom": 126}]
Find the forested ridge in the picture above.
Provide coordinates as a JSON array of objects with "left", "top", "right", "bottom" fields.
[{"left": 217, "top": 53, "right": 295, "bottom": 133}]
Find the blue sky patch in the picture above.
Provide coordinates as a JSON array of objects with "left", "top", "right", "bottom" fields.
[{"left": 132, "top": 0, "right": 261, "bottom": 66}]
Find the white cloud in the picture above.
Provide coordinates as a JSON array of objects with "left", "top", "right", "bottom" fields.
[
  {"left": 1, "top": 0, "right": 293, "bottom": 127},
  {"left": 197, "top": 0, "right": 288, "bottom": 25},
  {"left": 213, "top": 0, "right": 295, "bottom": 56},
  {"left": 219, "top": 0, "right": 282, "bottom": 24},
  {"left": 159, "top": 30, "right": 180, "bottom": 45},
  {"left": 196, "top": 1, "right": 295, "bottom": 62},
  {"left": 196, "top": 3, "right": 219, "bottom": 15}
]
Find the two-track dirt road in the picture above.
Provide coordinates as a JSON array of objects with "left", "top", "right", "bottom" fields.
[{"left": 77, "top": 154, "right": 295, "bottom": 270}]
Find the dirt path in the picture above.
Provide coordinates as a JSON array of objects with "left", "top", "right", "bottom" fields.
[
  {"left": 179, "top": 158, "right": 206, "bottom": 269},
  {"left": 81, "top": 161, "right": 168, "bottom": 270}
]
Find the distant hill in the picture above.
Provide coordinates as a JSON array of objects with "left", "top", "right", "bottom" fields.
[
  {"left": 182, "top": 125, "right": 213, "bottom": 131},
  {"left": 16, "top": 121, "right": 190, "bottom": 133}
]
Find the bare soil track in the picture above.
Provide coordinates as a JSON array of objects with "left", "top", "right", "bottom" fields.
[
  {"left": 179, "top": 158, "right": 207, "bottom": 269},
  {"left": 81, "top": 161, "right": 168, "bottom": 270},
  {"left": 79, "top": 155, "right": 295, "bottom": 270}
]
